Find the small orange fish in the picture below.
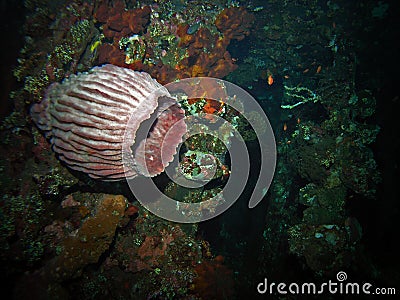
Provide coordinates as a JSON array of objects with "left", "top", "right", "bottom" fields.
[
  {"left": 303, "top": 68, "right": 309, "bottom": 73},
  {"left": 283, "top": 123, "right": 287, "bottom": 131},
  {"left": 316, "top": 65, "right": 322, "bottom": 74},
  {"left": 284, "top": 75, "right": 290, "bottom": 79},
  {"left": 297, "top": 117, "right": 301, "bottom": 124},
  {"left": 267, "top": 75, "right": 274, "bottom": 85}
]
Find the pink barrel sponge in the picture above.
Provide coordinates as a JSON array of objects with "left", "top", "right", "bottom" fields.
[{"left": 30, "top": 64, "right": 187, "bottom": 180}]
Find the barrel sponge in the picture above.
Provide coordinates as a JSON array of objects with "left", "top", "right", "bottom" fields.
[{"left": 30, "top": 64, "right": 186, "bottom": 180}]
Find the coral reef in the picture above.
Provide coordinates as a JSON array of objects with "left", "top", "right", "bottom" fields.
[
  {"left": 192, "top": 255, "right": 234, "bottom": 299},
  {"left": 1, "top": 0, "right": 392, "bottom": 298},
  {"left": 242, "top": 0, "right": 384, "bottom": 291},
  {"left": 261, "top": 54, "right": 381, "bottom": 275},
  {"left": 1, "top": 0, "right": 257, "bottom": 297},
  {"left": 93, "top": 1, "right": 255, "bottom": 83},
  {"left": 13, "top": 1, "right": 96, "bottom": 104},
  {"left": 94, "top": 1, "right": 151, "bottom": 39},
  {"left": 94, "top": 2, "right": 151, "bottom": 67},
  {"left": 215, "top": 7, "right": 255, "bottom": 41},
  {"left": 288, "top": 223, "right": 350, "bottom": 274},
  {"left": 41, "top": 193, "right": 127, "bottom": 281}
]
